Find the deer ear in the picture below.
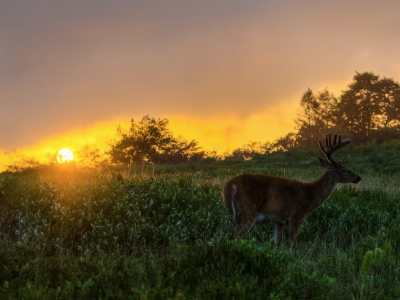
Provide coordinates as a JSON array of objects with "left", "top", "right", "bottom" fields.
[{"left": 318, "top": 158, "right": 331, "bottom": 169}]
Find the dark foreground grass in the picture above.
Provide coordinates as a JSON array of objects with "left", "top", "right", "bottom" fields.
[{"left": 1, "top": 159, "right": 400, "bottom": 299}]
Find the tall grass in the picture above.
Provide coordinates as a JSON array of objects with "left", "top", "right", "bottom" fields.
[{"left": 1, "top": 149, "right": 400, "bottom": 299}]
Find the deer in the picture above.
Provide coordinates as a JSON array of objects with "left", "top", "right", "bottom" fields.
[{"left": 222, "top": 133, "right": 361, "bottom": 253}]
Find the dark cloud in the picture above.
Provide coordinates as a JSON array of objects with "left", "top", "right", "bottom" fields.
[{"left": 1, "top": 0, "right": 400, "bottom": 149}]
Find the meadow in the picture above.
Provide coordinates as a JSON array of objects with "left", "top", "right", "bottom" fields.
[{"left": 2, "top": 141, "right": 400, "bottom": 299}]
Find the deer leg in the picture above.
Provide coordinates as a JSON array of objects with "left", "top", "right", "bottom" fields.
[
  {"left": 289, "top": 221, "right": 300, "bottom": 254},
  {"left": 274, "top": 223, "right": 284, "bottom": 249},
  {"left": 233, "top": 212, "right": 242, "bottom": 237},
  {"left": 235, "top": 217, "right": 255, "bottom": 239}
]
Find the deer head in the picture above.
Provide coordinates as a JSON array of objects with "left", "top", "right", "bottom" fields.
[{"left": 318, "top": 133, "right": 361, "bottom": 184}]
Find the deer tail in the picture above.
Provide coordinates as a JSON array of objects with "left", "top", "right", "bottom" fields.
[{"left": 222, "top": 182, "right": 239, "bottom": 221}]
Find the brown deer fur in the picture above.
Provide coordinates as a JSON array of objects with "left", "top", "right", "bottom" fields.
[{"left": 222, "top": 133, "right": 361, "bottom": 253}]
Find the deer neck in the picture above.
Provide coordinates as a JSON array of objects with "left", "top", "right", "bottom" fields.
[{"left": 308, "top": 171, "right": 338, "bottom": 211}]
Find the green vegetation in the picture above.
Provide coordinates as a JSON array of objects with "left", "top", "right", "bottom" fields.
[{"left": 2, "top": 143, "right": 400, "bottom": 299}]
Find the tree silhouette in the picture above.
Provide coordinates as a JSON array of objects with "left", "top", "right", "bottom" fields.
[
  {"left": 376, "top": 77, "right": 400, "bottom": 127},
  {"left": 109, "top": 116, "right": 203, "bottom": 164},
  {"left": 76, "top": 144, "right": 105, "bottom": 167},
  {"left": 295, "top": 88, "right": 319, "bottom": 147},
  {"left": 292, "top": 71, "right": 400, "bottom": 148},
  {"left": 273, "top": 132, "right": 298, "bottom": 151},
  {"left": 336, "top": 72, "right": 381, "bottom": 141},
  {"left": 317, "top": 88, "right": 337, "bottom": 129},
  {"left": 295, "top": 88, "right": 329, "bottom": 148}
]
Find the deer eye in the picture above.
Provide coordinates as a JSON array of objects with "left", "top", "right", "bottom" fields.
[{"left": 341, "top": 169, "right": 347, "bottom": 174}]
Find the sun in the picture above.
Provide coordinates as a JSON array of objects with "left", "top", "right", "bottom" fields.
[{"left": 57, "top": 149, "right": 74, "bottom": 163}]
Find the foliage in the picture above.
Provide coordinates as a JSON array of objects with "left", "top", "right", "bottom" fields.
[
  {"left": 3, "top": 150, "right": 44, "bottom": 172},
  {"left": 2, "top": 154, "right": 400, "bottom": 298},
  {"left": 200, "top": 70, "right": 400, "bottom": 158},
  {"left": 263, "top": 71, "right": 400, "bottom": 153},
  {"left": 372, "top": 127, "right": 400, "bottom": 144},
  {"left": 296, "top": 88, "right": 324, "bottom": 148},
  {"left": 109, "top": 116, "right": 204, "bottom": 165},
  {"left": 75, "top": 144, "right": 108, "bottom": 168},
  {"left": 224, "top": 141, "right": 270, "bottom": 160}
]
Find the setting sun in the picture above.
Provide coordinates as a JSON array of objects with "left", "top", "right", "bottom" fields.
[{"left": 57, "top": 149, "right": 74, "bottom": 163}]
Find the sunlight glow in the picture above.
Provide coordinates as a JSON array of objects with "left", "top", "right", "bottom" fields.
[
  {"left": 57, "top": 149, "right": 74, "bottom": 163},
  {"left": 0, "top": 108, "right": 298, "bottom": 172}
]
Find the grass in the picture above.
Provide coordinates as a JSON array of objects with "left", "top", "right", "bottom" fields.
[{"left": 2, "top": 144, "right": 400, "bottom": 299}]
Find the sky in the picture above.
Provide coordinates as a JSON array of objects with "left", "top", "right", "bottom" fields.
[{"left": 1, "top": 0, "right": 400, "bottom": 169}]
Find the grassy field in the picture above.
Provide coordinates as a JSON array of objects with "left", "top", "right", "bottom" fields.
[{"left": 2, "top": 142, "right": 400, "bottom": 299}]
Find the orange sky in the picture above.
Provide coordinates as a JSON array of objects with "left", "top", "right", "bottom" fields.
[{"left": 1, "top": 0, "right": 400, "bottom": 170}]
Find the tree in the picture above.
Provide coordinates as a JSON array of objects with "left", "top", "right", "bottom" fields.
[
  {"left": 336, "top": 71, "right": 400, "bottom": 142},
  {"left": 272, "top": 132, "right": 298, "bottom": 151},
  {"left": 76, "top": 144, "right": 107, "bottom": 167},
  {"left": 157, "top": 136, "right": 204, "bottom": 164},
  {"left": 376, "top": 77, "right": 400, "bottom": 127},
  {"left": 336, "top": 72, "right": 381, "bottom": 141},
  {"left": 225, "top": 141, "right": 268, "bottom": 160},
  {"left": 109, "top": 116, "right": 176, "bottom": 164},
  {"left": 317, "top": 88, "right": 337, "bottom": 128},
  {"left": 295, "top": 88, "right": 322, "bottom": 148},
  {"left": 109, "top": 116, "right": 203, "bottom": 164}
]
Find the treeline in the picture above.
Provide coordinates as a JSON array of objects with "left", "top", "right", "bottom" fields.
[
  {"left": 227, "top": 71, "right": 400, "bottom": 160},
  {"left": 5, "top": 71, "right": 400, "bottom": 170},
  {"left": 294, "top": 71, "right": 400, "bottom": 147},
  {"left": 107, "top": 118, "right": 269, "bottom": 164},
  {"left": 108, "top": 71, "right": 400, "bottom": 164}
]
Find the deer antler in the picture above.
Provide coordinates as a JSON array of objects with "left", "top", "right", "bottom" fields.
[{"left": 318, "top": 133, "right": 350, "bottom": 166}]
